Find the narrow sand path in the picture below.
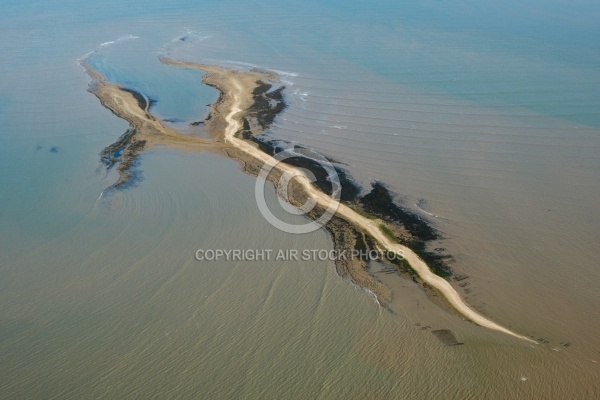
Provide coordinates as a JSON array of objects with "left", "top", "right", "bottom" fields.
[{"left": 223, "top": 79, "right": 536, "bottom": 344}]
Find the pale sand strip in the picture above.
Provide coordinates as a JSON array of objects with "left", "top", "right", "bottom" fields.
[{"left": 219, "top": 77, "right": 536, "bottom": 344}]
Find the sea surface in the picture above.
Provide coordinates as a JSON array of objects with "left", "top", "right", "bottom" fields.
[{"left": 1, "top": 1, "right": 599, "bottom": 398}]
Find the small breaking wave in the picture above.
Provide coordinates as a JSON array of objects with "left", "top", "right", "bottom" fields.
[
  {"left": 101, "top": 34, "right": 139, "bottom": 48},
  {"left": 77, "top": 34, "right": 140, "bottom": 63},
  {"left": 76, "top": 51, "right": 94, "bottom": 63},
  {"left": 180, "top": 28, "right": 213, "bottom": 42},
  {"left": 363, "top": 288, "right": 381, "bottom": 307},
  {"left": 293, "top": 89, "right": 309, "bottom": 101},
  {"left": 159, "top": 30, "right": 215, "bottom": 62},
  {"left": 270, "top": 69, "right": 298, "bottom": 78},
  {"left": 416, "top": 198, "right": 440, "bottom": 219}
]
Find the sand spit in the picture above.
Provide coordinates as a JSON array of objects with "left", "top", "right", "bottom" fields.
[
  {"left": 162, "top": 59, "right": 535, "bottom": 343},
  {"left": 83, "top": 58, "right": 535, "bottom": 343},
  {"left": 81, "top": 62, "right": 225, "bottom": 189}
]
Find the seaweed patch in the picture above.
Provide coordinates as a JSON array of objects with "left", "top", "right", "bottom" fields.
[
  {"left": 100, "top": 128, "right": 145, "bottom": 190},
  {"left": 246, "top": 81, "right": 287, "bottom": 131},
  {"left": 431, "top": 329, "right": 464, "bottom": 346},
  {"left": 357, "top": 182, "right": 451, "bottom": 278}
]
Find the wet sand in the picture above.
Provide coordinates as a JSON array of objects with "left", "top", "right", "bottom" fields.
[{"left": 82, "top": 58, "right": 535, "bottom": 343}]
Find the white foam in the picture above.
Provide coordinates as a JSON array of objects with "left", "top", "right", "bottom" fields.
[
  {"left": 98, "top": 34, "right": 139, "bottom": 49},
  {"left": 76, "top": 51, "right": 94, "bottom": 63},
  {"left": 77, "top": 34, "right": 140, "bottom": 64},
  {"left": 293, "top": 89, "right": 309, "bottom": 101},
  {"left": 415, "top": 202, "right": 439, "bottom": 218},
  {"left": 176, "top": 34, "right": 212, "bottom": 43},
  {"left": 270, "top": 69, "right": 298, "bottom": 78},
  {"left": 118, "top": 34, "right": 139, "bottom": 41},
  {"left": 186, "top": 58, "right": 259, "bottom": 71},
  {"left": 181, "top": 28, "right": 212, "bottom": 41},
  {"left": 363, "top": 288, "right": 381, "bottom": 307}
]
